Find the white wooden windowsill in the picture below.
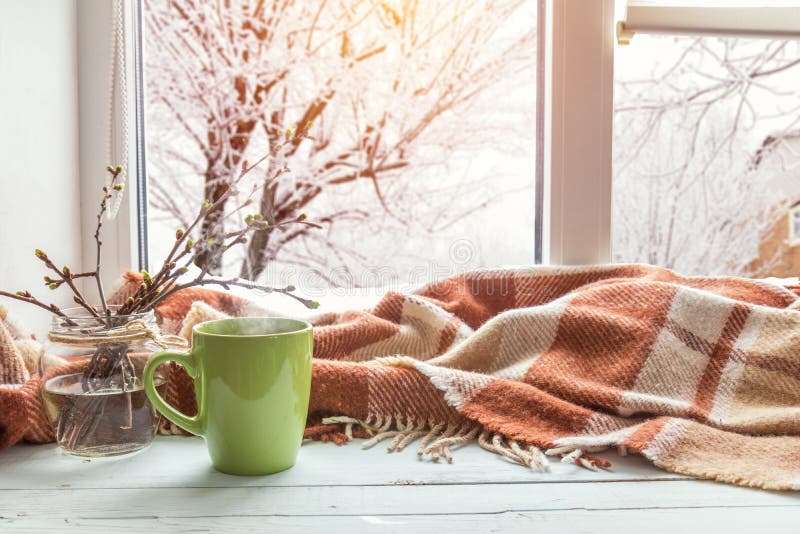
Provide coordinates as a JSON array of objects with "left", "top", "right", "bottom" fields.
[{"left": 1, "top": 437, "right": 799, "bottom": 532}]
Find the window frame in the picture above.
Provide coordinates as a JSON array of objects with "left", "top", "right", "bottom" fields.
[
  {"left": 130, "top": 0, "right": 149, "bottom": 271},
  {"left": 76, "top": 0, "right": 143, "bottom": 293},
  {"left": 543, "top": 0, "right": 615, "bottom": 265},
  {"left": 550, "top": 0, "right": 800, "bottom": 266},
  {"left": 129, "top": 0, "right": 577, "bottom": 271},
  {"left": 122, "top": 0, "right": 617, "bottom": 270}
]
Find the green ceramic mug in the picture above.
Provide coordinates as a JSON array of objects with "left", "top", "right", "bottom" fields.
[{"left": 143, "top": 317, "right": 313, "bottom": 475}]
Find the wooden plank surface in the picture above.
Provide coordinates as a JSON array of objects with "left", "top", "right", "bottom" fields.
[
  {"left": 0, "top": 436, "right": 687, "bottom": 489},
  {"left": 1, "top": 436, "right": 797, "bottom": 533},
  {"left": 2, "top": 480, "right": 799, "bottom": 518},
  {"left": 3, "top": 506, "right": 800, "bottom": 533}
]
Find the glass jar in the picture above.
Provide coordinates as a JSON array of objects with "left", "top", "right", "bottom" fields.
[{"left": 40, "top": 307, "right": 171, "bottom": 457}]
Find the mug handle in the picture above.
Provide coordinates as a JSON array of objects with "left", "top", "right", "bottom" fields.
[{"left": 143, "top": 349, "right": 204, "bottom": 436}]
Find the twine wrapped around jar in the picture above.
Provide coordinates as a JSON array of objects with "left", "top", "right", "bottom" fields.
[{"left": 48, "top": 318, "right": 189, "bottom": 349}]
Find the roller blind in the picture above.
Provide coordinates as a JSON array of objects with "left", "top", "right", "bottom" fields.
[{"left": 617, "top": 1, "right": 800, "bottom": 44}]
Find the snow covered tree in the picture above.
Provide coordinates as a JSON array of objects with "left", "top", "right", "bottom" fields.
[
  {"left": 144, "top": 0, "right": 536, "bottom": 281},
  {"left": 613, "top": 37, "right": 800, "bottom": 275}
]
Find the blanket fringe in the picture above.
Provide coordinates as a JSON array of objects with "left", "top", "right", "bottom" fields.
[
  {"left": 320, "top": 415, "right": 551, "bottom": 471},
  {"left": 545, "top": 444, "right": 612, "bottom": 471}
]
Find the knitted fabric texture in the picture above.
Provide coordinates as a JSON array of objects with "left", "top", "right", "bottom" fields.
[{"left": 3, "top": 264, "right": 800, "bottom": 490}]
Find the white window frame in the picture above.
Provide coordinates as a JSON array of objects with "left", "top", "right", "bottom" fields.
[
  {"left": 75, "top": 0, "right": 800, "bottom": 273},
  {"left": 544, "top": 0, "right": 616, "bottom": 265},
  {"left": 109, "top": 0, "right": 621, "bottom": 269},
  {"left": 76, "top": 0, "right": 142, "bottom": 297},
  {"left": 545, "top": 0, "right": 800, "bottom": 265}
]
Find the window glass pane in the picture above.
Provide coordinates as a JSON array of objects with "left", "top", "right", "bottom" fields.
[
  {"left": 613, "top": 33, "right": 800, "bottom": 276},
  {"left": 142, "top": 1, "right": 538, "bottom": 292}
]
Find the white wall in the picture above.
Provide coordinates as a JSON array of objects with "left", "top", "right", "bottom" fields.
[{"left": 0, "top": 0, "right": 81, "bottom": 331}]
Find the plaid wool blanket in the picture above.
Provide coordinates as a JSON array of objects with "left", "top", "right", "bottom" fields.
[{"left": 2, "top": 264, "right": 800, "bottom": 490}]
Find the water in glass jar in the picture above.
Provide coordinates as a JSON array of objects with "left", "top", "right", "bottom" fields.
[{"left": 42, "top": 373, "right": 167, "bottom": 456}]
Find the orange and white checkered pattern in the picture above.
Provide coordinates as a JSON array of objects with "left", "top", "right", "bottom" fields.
[{"left": 3, "top": 264, "right": 800, "bottom": 490}]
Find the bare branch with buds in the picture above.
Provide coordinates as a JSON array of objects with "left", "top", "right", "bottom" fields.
[{"left": 2, "top": 131, "right": 320, "bottom": 326}]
